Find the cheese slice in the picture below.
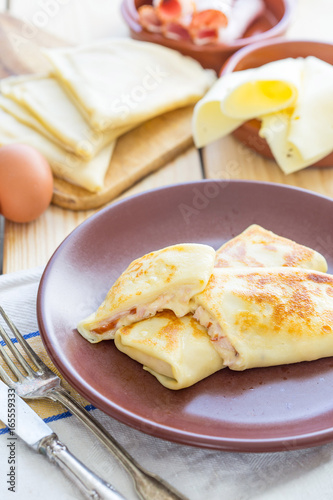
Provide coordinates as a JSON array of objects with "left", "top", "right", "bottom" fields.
[
  {"left": 193, "top": 57, "right": 303, "bottom": 147},
  {"left": 0, "top": 107, "right": 115, "bottom": 192},
  {"left": 215, "top": 224, "right": 327, "bottom": 271},
  {"left": 115, "top": 311, "right": 224, "bottom": 390},
  {"left": 259, "top": 110, "right": 326, "bottom": 174},
  {"left": 191, "top": 267, "right": 333, "bottom": 370},
  {"left": 1, "top": 74, "right": 131, "bottom": 160},
  {"left": 288, "top": 56, "right": 333, "bottom": 162},
  {"left": 77, "top": 243, "right": 216, "bottom": 343},
  {"left": 43, "top": 38, "right": 216, "bottom": 131}
]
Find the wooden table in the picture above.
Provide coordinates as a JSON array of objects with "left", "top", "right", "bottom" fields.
[{"left": 1, "top": 0, "right": 333, "bottom": 273}]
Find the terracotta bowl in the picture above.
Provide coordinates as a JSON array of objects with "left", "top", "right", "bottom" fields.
[
  {"left": 220, "top": 38, "right": 333, "bottom": 168},
  {"left": 121, "top": 0, "right": 293, "bottom": 73}
]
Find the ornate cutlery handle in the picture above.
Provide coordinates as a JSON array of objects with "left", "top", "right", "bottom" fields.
[
  {"left": 50, "top": 388, "right": 188, "bottom": 500},
  {"left": 39, "top": 433, "right": 127, "bottom": 500}
]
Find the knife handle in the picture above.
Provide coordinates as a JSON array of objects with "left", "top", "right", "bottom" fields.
[
  {"left": 38, "top": 433, "right": 127, "bottom": 500},
  {"left": 51, "top": 388, "right": 188, "bottom": 500}
]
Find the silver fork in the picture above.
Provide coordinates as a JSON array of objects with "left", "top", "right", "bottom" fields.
[{"left": 0, "top": 306, "right": 188, "bottom": 500}]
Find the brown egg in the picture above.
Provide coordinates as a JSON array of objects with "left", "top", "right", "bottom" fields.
[{"left": 0, "top": 144, "right": 53, "bottom": 223}]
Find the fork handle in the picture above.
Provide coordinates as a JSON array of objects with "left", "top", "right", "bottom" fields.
[
  {"left": 49, "top": 388, "right": 188, "bottom": 500},
  {"left": 38, "top": 433, "right": 126, "bottom": 500}
]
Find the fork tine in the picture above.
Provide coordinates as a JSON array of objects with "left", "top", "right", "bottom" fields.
[
  {"left": 0, "top": 360, "right": 17, "bottom": 387},
  {"left": 0, "top": 342, "right": 23, "bottom": 380},
  {"left": 0, "top": 313, "right": 35, "bottom": 376},
  {"left": 0, "top": 305, "right": 45, "bottom": 371}
]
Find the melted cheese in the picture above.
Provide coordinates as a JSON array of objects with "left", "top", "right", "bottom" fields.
[{"left": 115, "top": 311, "right": 224, "bottom": 390}]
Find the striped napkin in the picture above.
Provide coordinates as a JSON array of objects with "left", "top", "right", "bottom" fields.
[
  {"left": 0, "top": 267, "right": 93, "bottom": 428},
  {"left": 1, "top": 267, "right": 333, "bottom": 500}
]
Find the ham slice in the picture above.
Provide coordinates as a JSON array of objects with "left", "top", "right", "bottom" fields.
[
  {"left": 153, "top": 0, "right": 195, "bottom": 21},
  {"left": 138, "top": 5, "right": 163, "bottom": 33},
  {"left": 138, "top": 0, "right": 265, "bottom": 45},
  {"left": 163, "top": 21, "right": 192, "bottom": 40},
  {"left": 190, "top": 9, "right": 228, "bottom": 44}
]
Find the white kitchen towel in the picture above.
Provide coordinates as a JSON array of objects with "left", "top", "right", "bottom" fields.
[{"left": 1, "top": 267, "right": 333, "bottom": 500}]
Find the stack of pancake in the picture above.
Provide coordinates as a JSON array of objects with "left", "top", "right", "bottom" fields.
[{"left": 0, "top": 38, "right": 215, "bottom": 192}]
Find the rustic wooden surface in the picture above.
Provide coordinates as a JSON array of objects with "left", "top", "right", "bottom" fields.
[{"left": 2, "top": 0, "right": 333, "bottom": 273}]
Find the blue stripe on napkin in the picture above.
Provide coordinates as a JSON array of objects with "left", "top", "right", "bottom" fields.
[
  {"left": 0, "top": 403, "right": 97, "bottom": 435},
  {"left": 0, "top": 330, "right": 97, "bottom": 435},
  {"left": 0, "top": 330, "right": 40, "bottom": 346}
]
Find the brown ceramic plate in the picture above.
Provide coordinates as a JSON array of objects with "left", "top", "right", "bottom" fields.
[
  {"left": 121, "top": 0, "right": 293, "bottom": 73},
  {"left": 37, "top": 180, "right": 333, "bottom": 452},
  {"left": 220, "top": 39, "right": 333, "bottom": 168}
]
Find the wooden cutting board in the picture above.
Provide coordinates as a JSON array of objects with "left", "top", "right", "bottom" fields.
[{"left": 0, "top": 13, "right": 194, "bottom": 210}]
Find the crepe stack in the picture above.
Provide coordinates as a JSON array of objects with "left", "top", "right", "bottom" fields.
[
  {"left": 0, "top": 38, "right": 216, "bottom": 192},
  {"left": 77, "top": 226, "right": 333, "bottom": 390}
]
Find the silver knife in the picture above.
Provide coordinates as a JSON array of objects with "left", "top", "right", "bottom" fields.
[{"left": 0, "top": 379, "right": 127, "bottom": 500}]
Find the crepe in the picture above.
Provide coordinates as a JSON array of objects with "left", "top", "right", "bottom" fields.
[
  {"left": 112, "top": 226, "right": 328, "bottom": 389},
  {"left": 191, "top": 267, "right": 333, "bottom": 370},
  {"left": 43, "top": 38, "right": 216, "bottom": 131},
  {"left": 115, "top": 311, "right": 224, "bottom": 390},
  {"left": 215, "top": 224, "right": 327, "bottom": 271},
  {"left": 77, "top": 243, "right": 216, "bottom": 343},
  {"left": 0, "top": 107, "right": 114, "bottom": 192},
  {"left": 192, "top": 57, "right": 302, "bottom": 147},
  {"left": 0, "top": 74, "right": 131, "bottom": 160},
  {"left": 0, "top": 93, "right": 63, "bottom": 146}
]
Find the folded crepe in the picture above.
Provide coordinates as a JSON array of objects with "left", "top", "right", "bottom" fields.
[
  {"left": 0, "top": 94, "right": 64, "bottom": 148},
  {"left": 115, "top": 311, "right": 224, "bottom": 390},
  {"left": 0, "top": 107, "right": 114, "bottom": 192},
  {"left": 191, "top": 267, "right": 333, "bottom": 370},
  {"left": 192, "top": 57, "right": 302, "bottom": 147},
  {"left": 43, "top": 38, "right": 216, "bottom": 131},
  {"left": 109, "top": 227, "right": 328, "bottom": 389},
  {"left": 215, "top": 224, "right": 327, "bottom": 271},
  {"left": 1, "top": 74, "right": 132, "bottom": 160},
  {"left": 77, "top": 243, "right": 216, "bottom": 343}
]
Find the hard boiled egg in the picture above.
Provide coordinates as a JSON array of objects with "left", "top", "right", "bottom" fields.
[{"left": 0, "top": 144, "right": 53, "bottom": 223}]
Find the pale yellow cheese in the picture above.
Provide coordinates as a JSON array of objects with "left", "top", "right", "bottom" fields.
[
  {"left": 43, "top": 38, "right": 216, "bottom": 131},
  {"left": 0, "top": 74, "right": 131, "bottom": 160},
  {"left": 288, "top": 56, "right": 333, "bottom": 162},
  {"left": 258, "top": 57, "right": 333, "bottom": 173},
  {"left": 193, "top": 55, "right": 333, "bottom": 172},
  {"left": 0, "top": 107, "right": 115, "bottom": 192},
  {"left": 115, "top": 311, "right": 224, "bottom": 390},
  {"left": 259, "top": 110, "right": 326, "bottom": 174},
  {"left": 192, "top": 57, "right": 302, "bottom": 147}
]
